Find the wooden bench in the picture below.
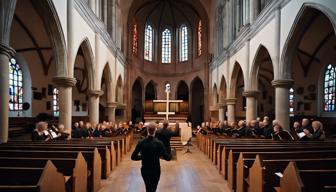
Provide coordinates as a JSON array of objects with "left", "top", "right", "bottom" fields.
[
  {"left": 2, "top": 144, "right": 111, "bottom": 178},
  {"left": 247, "top": 155, "right": 336, "bottom": 192},
  {"left": 232, "top": 150, "right": 336, "bottom": 192},
  {"left": 0, "top": 161, "right": 66, "bottom": 192},
  {"left": 0, "top": 149, "right": 101, "bottom": 192},
  {"left": 280, "top": 162, "right": 336, "bottom": 192},
  {"left": 0, "top": 153, "right": 87, "bottom": 192}
]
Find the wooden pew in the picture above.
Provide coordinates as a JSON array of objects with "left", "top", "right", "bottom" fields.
[
  {"left": 232, "top": 150, "right": 336, "bottom": 192},
  {"left": 0, "top": 161, "right": 66, "bottom": 192},
  {"left": 0, "top": 153, "right": 87, "bottom": 192},
  {"left": 222, "top": 143, "right": 336, "bottom": 179},
  {"left": 0, "top": 149, "right": 101, "bottom": 192},
  {"left": 1, "top": 144, "right": 111, "bottom": 178},
  {"left": 247, "top": 155, "right": 336, "bottom": 192},
  {"left": 8, "top": 139, "right": 118, "bottom": 172},
  {"left": 280, "top": 162, "right": 336, "bottom": 192}
]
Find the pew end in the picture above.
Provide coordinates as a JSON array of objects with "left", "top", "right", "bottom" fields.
[
  {"left": 73, "top": 152, "right": 88, "bottom": 192},
  {"left": 38, "top": 161, "right": 66, "bottom": 192},
  {"left": 280, "top": 162, "right": 304, "bottom": 192},
  {"left": 248, "top": 155, "right": 265, "bottom": 192}
]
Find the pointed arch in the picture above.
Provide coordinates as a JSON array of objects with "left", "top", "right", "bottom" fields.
[
  {"left": 145, "top": 80, "right": 157, "bottom": 100},
  {"left": 100, "top": 63, "right": 113, "bottom": 104},
  {"left": 132, "top": 77, "right": 144, "bottom": 123},
  {"left": 115, "top": 75, "right": 123, "bottom": 103},
  {"left": 31, "top": 0, "right": 67, "bottom": 76},
  {"left": 176, "top": 80, "right": 189, "bottom": 100},
  {"left": 191, "top": 77, "right": 204, "bottom": 127},
  {"left": 229, "top": 62, "right": 245, "bottom": 98},
  {"left": 75, "top": 38, "right": 95, "bottom": 90},
  {"left": 281, "top": 3, "right": 336, "bottom": 79},
  {"left": 212, "top": 84, "right": 218, "bottom": 106},
  {"left": 219, "top": 75, "right": 227, "bottom": 103},
  {"left": 250, "top": 44, "right": 274, "bottom": 90}
]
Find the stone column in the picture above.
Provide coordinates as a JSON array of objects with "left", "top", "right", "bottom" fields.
[
  {"left": 0, "top": 45, "right": 15, "bottom": 143},
  {"left": 243, "top": 91, "right": 259, "bottom": 121},
  {"left": 272, "top": 79, "right": 294, "bottom": 131},
  {"left": 218, "top": 103, "right": 226, "bottom": 122},
  {"left": 106, "top": 102, "right": 117, "bottom": 123},
  {"left": 53, "top": 77, "right": 76, "bottom": 136},
  {"left": 226, "top": 98, "right": 237, "bottom": 123},
  {"left": 88, "top": 89, "right": 104, "bottom": 124},
  {"left": 0, "top": 0, "right": 17, "bottom": 143}
]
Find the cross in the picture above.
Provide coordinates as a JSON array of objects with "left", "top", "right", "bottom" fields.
[{"left": 153, "top": 83, "right": 183, "bottom": 120}]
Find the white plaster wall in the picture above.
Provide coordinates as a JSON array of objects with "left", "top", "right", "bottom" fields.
[{"left": 51, "top": 0, "right": 67, "bottom": 45}]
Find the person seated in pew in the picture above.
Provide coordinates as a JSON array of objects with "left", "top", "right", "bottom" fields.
[
  {"left": 292, "top": 121, "right": 301, "bottom": 133},
  {"left": 232, "top": 120, "right": 247, "bottom": 138},
  {"left": 102, "top": 125, "right": 113, "bottom": 137},
  {"left": 271, "top": 124, "right": 294, "bottom": 141},
  {"left": 304, "top": 121, "right": 326, "bottom": 141},
  {"left": 32, "top": 121, "right": 51, "bottom": 141},
  {"left": 262, "top": 118, "right": 273, "bottom": 139},
  {"left": 56, "top": 124, "right": 70, "bottom": 140},
  {"left": 246, "top": 120, "right": 260, "bottom": 138},
  {"left": 300, "top": 118, "right": 313, "bottom": 134},
  {"left": 72, "top": 122, "right": 82, "bottom": 138},
  {"left": 93, "top": 124, "right": 104, "bottom": 138}
]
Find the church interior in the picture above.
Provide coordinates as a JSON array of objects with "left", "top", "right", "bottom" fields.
[{"left": 1, "top": 0, "right": 336, "bottom": 191}]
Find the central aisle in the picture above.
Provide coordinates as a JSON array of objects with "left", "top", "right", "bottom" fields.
[{"left": 99, "top": 143, "right": 231, "bottom": 192}]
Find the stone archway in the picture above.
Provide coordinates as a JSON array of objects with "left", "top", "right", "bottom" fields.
[
  {"left": 131, "top": 77, "right": 144, "bottom": 123},
  {"left": 191, "top": 77, "right": 204, "bottom": 127}
]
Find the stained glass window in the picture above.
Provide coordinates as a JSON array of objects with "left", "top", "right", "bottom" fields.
[
  {"left": 180, "top": 25, "right": 188, "bottom": 62},
  {"left": 162, "top": 28, "right": 171, "bottom": 63},
  {"left": 132, "top": 23, "right": 138, "bottom": 55},
  {"left": 197, "top": 20, "right": 202, "bottom": 56},
  {"left": 144, "top": 24, "right": 153, "bottom": 61},
  {"left": 323, "top": 64, "right": 336, "bottom": 112},
  {"left": 9, "top": 58, "right": 23, "bottom": 111},
  {"left": 289, "top": 88, "right": 294, "bottom": 116},
  {"left": 53, "top": 88, "right": 59, "bottom": 117}
]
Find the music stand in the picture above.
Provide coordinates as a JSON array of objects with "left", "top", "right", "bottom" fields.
[{"left": 183, "top": 137, "right": 192, "bottom": 154}]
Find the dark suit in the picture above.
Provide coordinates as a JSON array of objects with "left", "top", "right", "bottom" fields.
[
  {"left": 156, "top": 127, "right": 179, "bottom": 154},
  {"left": 131, "top": 136, "right": 171, "bottom": 192}
]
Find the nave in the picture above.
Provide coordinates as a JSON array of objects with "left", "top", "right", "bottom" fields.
[{"left": 100, "top": 141, "right": 230, "bottom": 192}]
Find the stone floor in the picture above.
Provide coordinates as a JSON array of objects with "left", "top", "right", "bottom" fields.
[{"left": 99, "top": 143, "right": 231, "bottom": 192}]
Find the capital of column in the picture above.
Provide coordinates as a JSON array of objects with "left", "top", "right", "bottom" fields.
[
  {"left": 218, "top": 103, "right": 226, "bottom": 108},
  {"left": 225, "top": 98, "right": 237, "bottom": 105},
  {"left": 0, "top": 43, "right": 15, "bottom": 58},
  {"left": 271, "top": 79, "right": 294, "bottom": 88},
  {"left": 242, "top": 90, "right": 259, "bottom": 98},
  {"left": 106, "top": 102, "right": 118, "bottom": 108},
  {"left": 53, "top": 76, "right": 77, "bottom": 87},
  {"left": 88, "top": 89, "right": 104, "bottom": 97}
]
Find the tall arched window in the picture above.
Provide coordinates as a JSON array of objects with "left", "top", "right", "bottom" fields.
[
  {"left": 323, "top": 64, "right": 336, "bottom": 112},
  {"left": 197, "top": 19, "right": 202, "bottom": 56},
  {"left": 144, "top": 24, "right": 153, "bottom": 61},
  {"left": 53, "top": 88, "right": 59, "bottom": 116},
  {"left": 289, "top": 87, "right": 294, "bottom": 116},
  {"left": 162, "top": 28, "right": 171, "bottom": 63},
  {"left": 132, "top": 23, "right": 138, "bottom": 55},
  {"left": 9, "top": 58, "right": 23, "bottom": 111},
  {"left": 180, "top": 25, "right": 188, "bottom": 62}
]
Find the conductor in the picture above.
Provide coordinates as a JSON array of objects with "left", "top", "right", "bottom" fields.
[
  {"left": 131, "top": 123, "right": 171, "bottom": 192},
  {"left": 156, "top": 119, "right": 179, "bottom": 154}
]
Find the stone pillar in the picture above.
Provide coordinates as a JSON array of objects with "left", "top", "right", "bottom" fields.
[
  {"left": 218, "top": 103, "right": 226, "bottom": 122},
  {"left": 88, "top": 89, "right": 104, "bottom": 124},
  {"left": 53, "top": 77, "right": 76, "bottom": 136},
  {"left": 243, "top": 91, "right": 259, "bottom": 121},
  {"left": 0, "top": 45, "right": 15, "bottom": 143},
  {"left": 226, "top": 98, "right": 237, "bottom": 123},
  {"left": 0, "top": 0, "right": 17, "bottom": 143},
  {"left": 106, "top": 102, "right": 117, "bottom": 123},
  {"left": 272, "top": 79, "right": 294, "bottom": 131}
]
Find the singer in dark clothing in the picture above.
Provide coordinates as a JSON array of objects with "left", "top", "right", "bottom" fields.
[{"left": 131, "top": 123, "right": 171, "bottom": 192}]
